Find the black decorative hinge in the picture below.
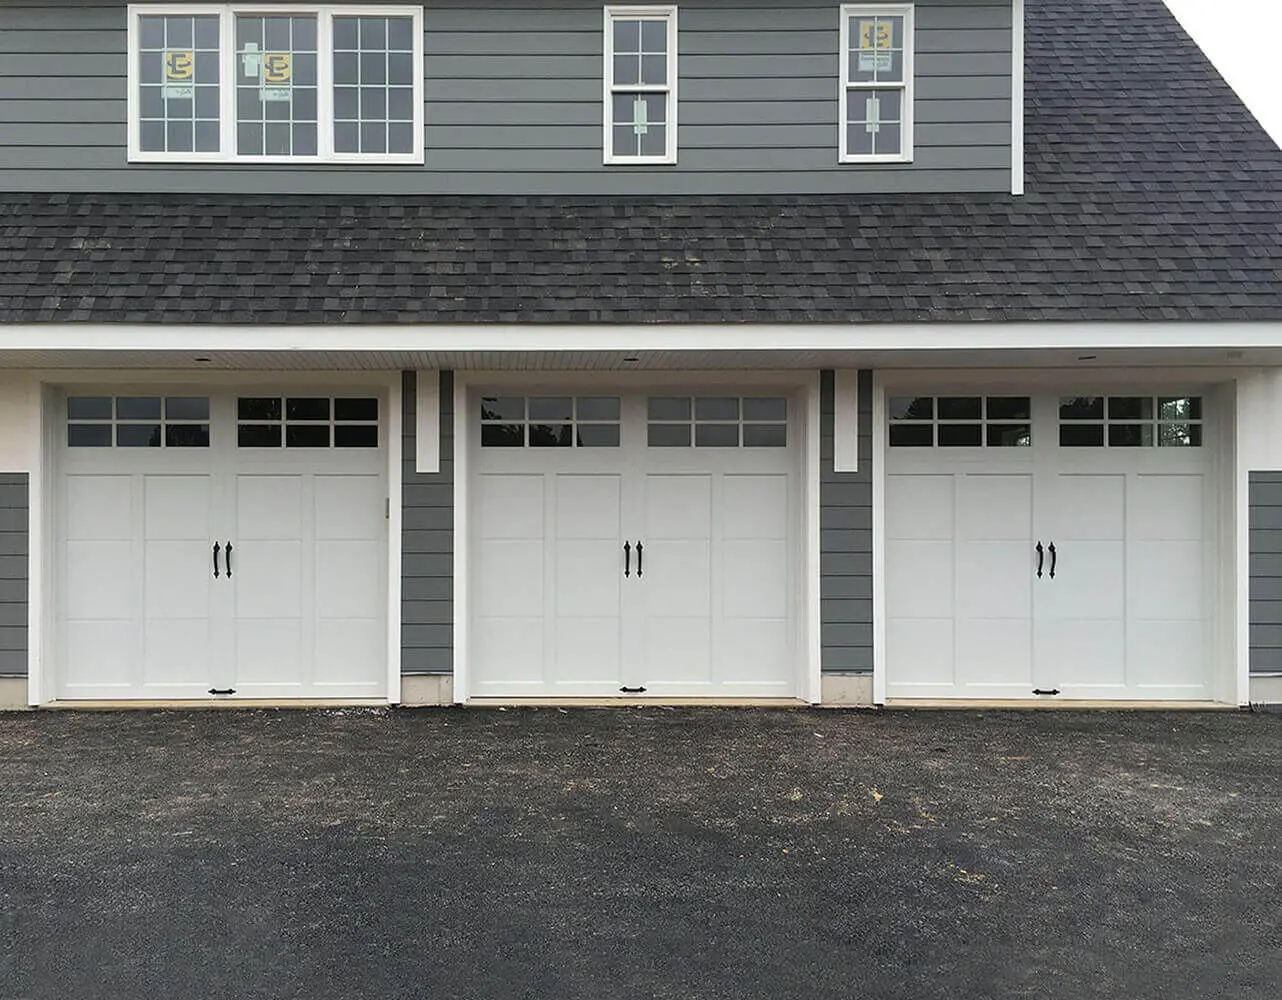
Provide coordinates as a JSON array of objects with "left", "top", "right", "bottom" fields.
[
  {"left": 620, "top": 686, "right": 647, "bottom": 694},
  {"left": 1032, "top": 688, "right": 1061, "bottom": 696},
  {"left": 208, "top": 688, "right": 236, "bottom": 695}
]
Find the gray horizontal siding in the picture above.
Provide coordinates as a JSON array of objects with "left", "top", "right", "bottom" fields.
[
  {"left": 0, "top": 0, "right": 1012, "bottom": 196},
  {"left": 820, "top": 371, "right": 873, "bottom": 674},
  {"left": 0, "top": 475, "right": 28, "bottom": 677},
  {"left": 402, "top": 371, "right": 454, "bottom": 676},
  {"left": 1250, "top": 472, "right": 1282, "bottom": 674}
]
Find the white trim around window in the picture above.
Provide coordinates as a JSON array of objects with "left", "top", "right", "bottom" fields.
[
  {"left": 838, "top": 3, "right": 914, "bottom": 164},
  {"left": 126, "top": 3, "right": 424, "bottom": 164},
  {"left": 603, "top": 5, "right": 678, "bottom": 165}
]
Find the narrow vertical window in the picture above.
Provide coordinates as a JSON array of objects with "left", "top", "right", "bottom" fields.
[
  {"left": 604, "top": 6, "right": 678, "bottom": 164},
  {"left": 839, "top": 4, "right": 914, "bottom": 162}
]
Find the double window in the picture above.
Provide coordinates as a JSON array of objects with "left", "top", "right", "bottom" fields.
[
  {"left": 839, "top": 3, "right": 914, "bottom": 162},
  {"left": 126, "top": 4, "right": 424, "bottom": 163},
  {"left": 604, "top": 6, "right": 678, "bottom": 164}
]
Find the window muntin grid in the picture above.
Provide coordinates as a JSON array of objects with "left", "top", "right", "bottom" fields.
[
  {"left": 480, "top": 396, "right": 623, "bottom": 448},
  {"left": 137, "top": 14, "right": 222, "bottom": 153},
  {"left": 128, "top": 5, "right": 422, "bottom": 163},
  {"left": 840, "top": 4, "right": 914, "bottom": 162},
  {"left": 237, "top": 396, "right": 380, "bottom": 448},
  {"left": 646, "top": 396, "right": 788, "bottom": 448},
  {"left": 604, "top": 7, "right": 677, "bottom": 164},
  {"left": 333, "top": 15, "right": 417, "bottom": 155},
  {"left": 887, "top": 396, "right": 1032, "bottom": 448},
  {"left": 66, "top": 396, "right": 211, "bottom": 448},
  {"left": 1058, "top": 396, "right": 1203, "bottom": 448}
]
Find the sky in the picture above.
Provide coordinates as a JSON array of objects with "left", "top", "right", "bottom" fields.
[{"left": 1163, "top": 0, "right": 1282, "bottom": 146}]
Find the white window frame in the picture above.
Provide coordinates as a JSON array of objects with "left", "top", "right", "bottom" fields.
[
  {"left": 838, "top": 3, "right": 914, "bottom": 164},
  {"left": 125, "top": 3, "right": 424, "bottom": 164},
  {"left": 603, "top": 5, "right": 678, "bottom": 165}
]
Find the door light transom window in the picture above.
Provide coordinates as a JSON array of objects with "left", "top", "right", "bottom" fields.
[
  {"left": 480, "top": 396, "right": 622, "bottom": 447},
  {"left": 128, "top": 5, "right": 424, "bottom": 163},
  {"left": 1058, "top": 396, "right": 1203, "bottom": 448},
  {"left": 237, "top": 396, "right": 379, "bottom": 448},
  {"left": 66, "top": 395, "right": 211, "bottom": 448},
  {"left": 647, "top": 396, "right": 788, "bottom": 447},
  {"left": 888, "top": 396, "right": 1031, "bottom": 447}
]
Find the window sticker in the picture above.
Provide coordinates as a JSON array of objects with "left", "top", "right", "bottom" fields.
[
  {"left": 858, "top": 19, "right": 893, "bottom": 71},
  {"left": 242, "top": 43, "right": 293, "bottom": 102},
  {"left": 164, "top": 50, "right": 194, "bottom": 98}
]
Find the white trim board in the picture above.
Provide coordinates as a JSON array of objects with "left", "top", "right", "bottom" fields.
[
  {"left": 415, "top": 370, "right": 440, "bottom": 473},
  {"left": 1011, "top": 0, "right": 1025, "bottom": 195},
  {"left": 833, "top": 369, "right": 860, "bottom": 472},
  {"left": 3, "top": 323, "right": 1282, "bottom": 354}
]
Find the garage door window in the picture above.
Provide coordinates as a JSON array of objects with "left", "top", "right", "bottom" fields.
[
  {"left": 1059, "top": 396, "right": 1203, "bottom": 448},
  {"left": 888, "top": 396, "right": 1031, "bottom": 447},
  {"left": 647, "top": 396, "right": 788, "bottom": 448},
  {"left": 480, "top": 396, "right": 621, "bottom": 448},
  {"left": 238, "top": 396, "right": 379, "bottom": 447},
  {"left": 67, "top": 395, "right": 211, "bottom": 448}
]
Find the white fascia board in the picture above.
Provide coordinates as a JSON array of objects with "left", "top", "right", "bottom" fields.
[{"left": 4, "top": 322, "right": 1282, "bottom": 353}]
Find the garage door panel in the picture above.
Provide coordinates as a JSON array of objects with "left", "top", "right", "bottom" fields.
[
  {"left": 145, "top": 475, "right": 212, "bottom": 539},
  {"left": 555, "top": 474, "right": 621, "bottom": 540},
  {"left": 955, "top": 618, "right": 1032, "bottom": 689},
  {"left": 641, "top": 540, "right": 710, "bottom": 617},
  {"left": 142, "top": 619, "right": 212, "bottom": 689},
  {"left": 1053, "top": 475, "right": 1124, "bottom": 540},
  {"left": 645, "top": 475, "right": 711, "bottom": 537},
  {"left": 1129, "top": 539, "right": 1202, "bottom": 620},
  {"left": 722, "top": 539, "right": 787, "bottom": 618},
  {"left": 477, "top": 540, "right": 543, "bottom": 616},
  {"left": 64, "top": 540, "right": 133, "bottom": 619},
  {"left": 886, "top": 618, "right": 954, "bottom": 689},
  {"left": 1050, "top": 540, "right": 1124, "bottom": 617},
  {"left": 478, "top": 474, "right": 544, "bottom": 539},
  {"left": 236, "top": 541, "right": 303, "bottom": 618},
  {"left": 957, "top": 474, "right": 1031, "bottom": 540},
  {"left": 886, "top": 540, "right": 953, "bottom": 617},
  {"left": 145, "top": 541, "right": 213, "bottom": 619},
  {"left": 1131, "top": 475, "right": 1203, "bottom": 539},
  {"left": 235, "top": 619, "right": 303, "bottom": 684},
  {"left": 66, "top": 475, "right": 131, "bottom": 540},
  {"left": 722, "top": 475, "right": 787, "bottom": 540},
  {"left": 555, "top": 540, "right": 621, "bottom": 618},
  {"left": 1038, "top": 618, "right": 1125, "bottom": 688},
  {"left": 552, "top": 617, "right": 621, "bottom": 684},
  {"left": 957, "top": 541, "right": 1032, "bottom": 619},
  {"left": 1127, "top": 620, "right": 1207, "bottom": 691},
  {"left": 719, "top": 617, "right": 789, "bottom": 685},
  {"left": 314, "top": 475, "right": 382, "bottom": 539},
  {"left": 61, "top": 621, "right": 134, "bottom": 689},
  {"left": 642, "top": 617, "right": 712, "bottom": 686},
  {"left": 316, "top": 540, "right": 382, "bottom": 619},
  {"left": 885, "top": 474, "right": 953, "bottom": 539},
  {"left": 474, "top": 618, "right": 545, "bottom": 686},
  {"left": 314, "top": 619, "right": 383, "bottom": 687},
  {"left": 235, "top": 476, "right": 303, "bottom": 538}
]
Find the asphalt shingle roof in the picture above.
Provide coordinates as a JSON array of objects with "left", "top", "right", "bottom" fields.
[{"left": 2, "top": 0, "right": 1280, "bottom": 325}]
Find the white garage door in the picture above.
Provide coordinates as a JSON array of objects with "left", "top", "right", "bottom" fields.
[
  {"left": 470, "top": 390, "right": 800, "bottom": 699},
  {"left": 56, "top": 390, "right": 387, "bottom": 700},
  {"left": 884, "top": 392, "right": 1214, "bottom": 701}
]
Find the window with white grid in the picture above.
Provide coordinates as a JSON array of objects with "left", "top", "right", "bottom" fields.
[
  {"left": 604, "top": 6, "right": 678, "bottom": 164},
  {"left": 127, "top": 4, "right": 423, "bottom": 163},
  {"left": 839, "top": 3, "right": 914, "bottom": 163}
]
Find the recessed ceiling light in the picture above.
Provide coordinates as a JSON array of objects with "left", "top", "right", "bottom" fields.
[
  {"left": 622, "top": 356, "right": 640, "bottom": 364},
  {"left": 1077, "top": 354, "right": 1098, "bottom": 361},
  {"left": 194, "top": 356, "right": 212, "bottom": 364}
]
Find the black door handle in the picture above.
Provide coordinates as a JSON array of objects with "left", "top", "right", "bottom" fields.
[
  {"left": 212, "top": 542, "right": 221, "bottom": 579},
  {"left": 1048, "top": 542, "right": 1056, "bottom": 579},
  {"left": 1035, "top": 541, "right": 1043, "bottom": 578},
  {"left": 636, "top": 542, "right": 643, "bottom": 578},
  {"left": 623, "top": 541, "right": 631, "bottom": 578},
  {"left": 225, "top": 541, "right": 233, "bottom": 579}
]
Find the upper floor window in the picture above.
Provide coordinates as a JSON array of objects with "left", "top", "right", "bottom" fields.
[
  {"left": 839, "top": 4, "right": 914, "bottom": 163},
  {"left": 126, "top": 4, "right": 424, "bottom": 164},
  {"left": 603, "top": 6, "right": 678, "bottom": 165}
]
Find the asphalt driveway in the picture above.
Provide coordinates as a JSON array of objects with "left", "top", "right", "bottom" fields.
[{"left": 0, "top": 707, "right": 1279, "bottom": 999}]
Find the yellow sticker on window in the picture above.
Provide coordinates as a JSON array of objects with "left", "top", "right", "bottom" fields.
[
  {"left": 263, "top": 52, "right": 292, "bottom": 84},
  {"left": 165, "top": 50, "right": 194, "bottom": 81},
  {"left": 857, "top": 19, "right": 894, "bottom": 71}
]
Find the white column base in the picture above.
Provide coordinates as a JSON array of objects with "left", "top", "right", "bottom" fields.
[
  {"left": 1249, "top": 676, "right": 1282, "bottom": 705},
  {"left": 0, "top": 677, "right": 32, "bottom": 710}
]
